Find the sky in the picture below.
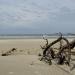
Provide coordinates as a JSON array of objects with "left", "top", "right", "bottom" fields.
[{"left": 0, "top": 0, "right": 75, "bottom": 34}]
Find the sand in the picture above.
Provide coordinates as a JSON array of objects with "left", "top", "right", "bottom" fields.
[
  {"left": 0, "top": 39, "right": 44, "bottom": 55},
  {"left": 0, "top": 38, "right": 75, "bottom": 75}
]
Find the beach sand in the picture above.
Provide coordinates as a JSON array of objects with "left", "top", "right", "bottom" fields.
[
  {"left": 0, "top": 39, "right": 43, "bottom": 55},
  {"left": 0, "top": 38, "right": 75, "bottom": 75}
]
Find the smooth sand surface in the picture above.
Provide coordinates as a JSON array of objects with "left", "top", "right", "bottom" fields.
[
  {"left": 0, "top": 38, "right": 75, "bottom": 75},
  {"left": 0, "top": 55, "right": 72, "bottom": 75}
]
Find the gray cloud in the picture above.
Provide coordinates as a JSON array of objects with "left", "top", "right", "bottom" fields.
[{"left": 0, "top": 0, "right": 75, "bottom": 34}]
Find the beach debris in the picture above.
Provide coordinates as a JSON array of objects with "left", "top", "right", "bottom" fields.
[
  {"left": 40, "top": 36, "right": 48, "bottom": 49},
  {"left": 38, "top": 53, "right": 42, "bottom": 56},
  {"left": 1, "top": 48, "right": 17, "bottom": 56},
  {"left": 40, "top": 33, "right": 75, "bottom": 66}
]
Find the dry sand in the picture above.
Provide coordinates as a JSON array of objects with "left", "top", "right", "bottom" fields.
[
  {"left": 0, "top": 38, "right": 75, "bottom": 75},
  {"left": 0, "top": 39, "right": 44, "bottom": 55}
]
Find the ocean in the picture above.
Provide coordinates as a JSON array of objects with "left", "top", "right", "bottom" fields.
[{"left": 0, "top": 34, "right": 75, "bottom": 39}]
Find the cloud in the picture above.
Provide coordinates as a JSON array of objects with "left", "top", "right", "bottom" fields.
[
  {"left": 0, "top": 0, "right": 75, "bottom": 33},
  {"left": 0, "top": 0, "right": 49, "bottom": 28}
]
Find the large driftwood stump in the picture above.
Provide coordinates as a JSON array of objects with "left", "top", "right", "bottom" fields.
[{"left": 40, "top": 33, "right": 75, "bottom": 66}]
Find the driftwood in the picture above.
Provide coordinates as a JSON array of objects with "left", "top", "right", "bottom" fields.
[
  {"left": 43, "top": 37, "right": 62, "bottom": 56},
  {"left": 61, "top": 40, "right": 75, "bottom": 51},
  {"left": 1, "top": 48, "right": 17, "bottom": 56},
  {"left": 43, "top": 36, "right": 70, "bottom": 56},
  {"left": 40, "top": 34, "right": 75, "bottom": 65},
  {"left": 40, "top": 37, "right": 48, "bottom": 49}
]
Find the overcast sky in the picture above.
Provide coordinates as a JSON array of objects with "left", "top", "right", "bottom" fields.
[{"left": 0, "top": 0, "right": 75, "bottom": 34}]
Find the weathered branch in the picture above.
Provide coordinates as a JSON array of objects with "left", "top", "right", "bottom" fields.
[{"left": 43, "top": 37, "right": 62, "bottom": 56}]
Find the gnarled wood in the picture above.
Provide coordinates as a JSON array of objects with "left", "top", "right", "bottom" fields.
[{"left": 1, "top": 48, "right": 17, "bottom": 56}]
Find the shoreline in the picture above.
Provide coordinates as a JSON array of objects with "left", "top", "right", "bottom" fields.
[{"left": 0, "top": 35, "right": 75, "bottom": 39}]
